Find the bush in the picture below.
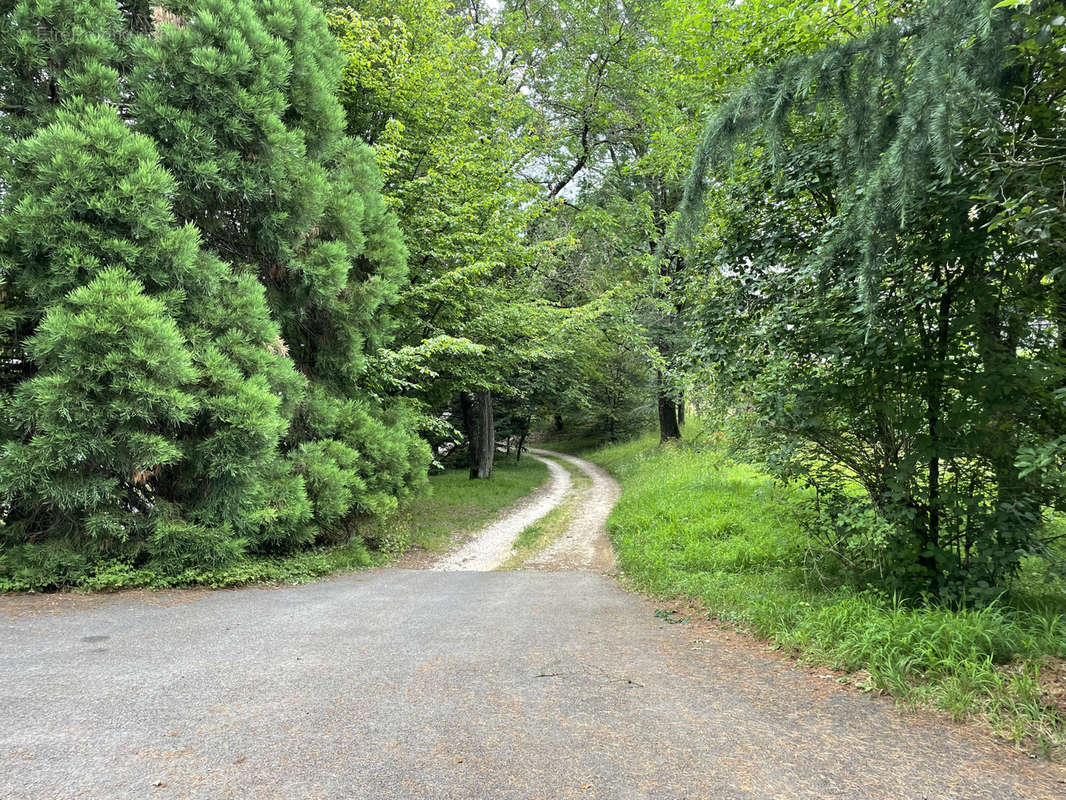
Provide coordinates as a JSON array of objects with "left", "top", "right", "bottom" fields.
[{"left": 147, "top": 520, "right": 246, "bottom": 573}]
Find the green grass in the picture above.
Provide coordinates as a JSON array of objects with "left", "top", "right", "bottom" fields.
[
  {"left": 588, "top": 432, "right": 1066, "bottom": 758},
  {"left": 534, "top": 428, "right": 619, "bottom": 455},
  {"left": 1, "top": 456, "right": 549, "bottom": 593},
  {"left": 364, "top": 455, "right": 550, "bottom": 556}
]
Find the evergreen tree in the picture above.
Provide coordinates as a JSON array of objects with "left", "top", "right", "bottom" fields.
[
  {"left": 2, "top": 266, "right": 198, "bottom": 559},
  {"left": 0, "top": 0, "right": 422, "bottom": 581},
  {"left": 0, "top": 0, "right": 124, "bottom": 140},
  {"left": 127, "top": 0, "right": 426, "bottom": 530},
  {"left": 0, "top": 104, "right": 309, "bottom": 582}
]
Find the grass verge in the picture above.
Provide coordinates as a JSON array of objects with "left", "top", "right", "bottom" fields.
[
  {"left": 369, "top": 455, "right": 550, "bottom": 557},
  {"left": 586, "top": 432, "right": 1066, "bottom": 758},
  {"left": 0, "top": 456, "right": 549, "bottom": 593}
]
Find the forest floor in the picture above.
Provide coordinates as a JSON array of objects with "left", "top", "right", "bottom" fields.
[{"left": 2, "top": 450, "right": 1065, "bottom": 798}]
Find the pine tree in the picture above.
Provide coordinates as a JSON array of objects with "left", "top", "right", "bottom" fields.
[
  {"left": 0, "top": 104, "right": 309, "bottom": 582},
  {"left": 126, "top": 0, "right": 426, "bottom": 533},
  {"left": 0, "top": 0, "right": 124, "bottom": 140},
  {"left": 2, "top": 266, "right": 198, "bottom": 554},
  {"left": 0, "top": 0, "right": 426, "bottom": 583}
]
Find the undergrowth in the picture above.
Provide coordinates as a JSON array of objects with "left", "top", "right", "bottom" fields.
[{"left": 587, "top": 432, "right": 1066, "bottom": 758}]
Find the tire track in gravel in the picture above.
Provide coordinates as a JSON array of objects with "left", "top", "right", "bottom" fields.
[
  {"left": 430, "top": 449, "right": 619, "bottom": 572},
  {"left": 523, "top": 449, "right": 620, "bottom": 572},
  {"left": 430, "top": 453, "right": 572, "bottom": 571}
]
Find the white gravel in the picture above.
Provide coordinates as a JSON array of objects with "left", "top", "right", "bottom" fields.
[
  {"left": 431, "top": 454, "right": 571, "bottom": 571},
  {"left": 431, "top": 448, "right": 621, "bottom": 573},
  {"left": 524, "top": 449, "right": 620, "bottom": 572}
]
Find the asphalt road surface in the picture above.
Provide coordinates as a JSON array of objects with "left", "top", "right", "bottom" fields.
[{"left": 2, "top": 452, "right": 1064, "bottom": 799}]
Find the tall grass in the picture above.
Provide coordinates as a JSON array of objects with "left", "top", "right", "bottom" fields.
[{"left": 588, "top": 433, "right": 1066, "bottom": 757}]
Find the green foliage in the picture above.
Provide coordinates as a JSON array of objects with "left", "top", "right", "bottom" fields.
[
  {"left": 330, "top": 0, "right": 659, "bottom": 447},
  {"left": 488, "top": 0, "right": 904, "bottom": 441},
  {"left": 0, "top": 539, "right": 379, "bottom": 593},
  {"left": 0, "top": 454, "right": 548, "bottom": 591},
  {"left": 0, "top": 103, "right": 302, "bottom": 570},
  {"left": 0, "top": 0, "right": 124, "bottom": 139},
  {"left": 126, "top": 0, "right": 426, "bottom": 526},
  {"left": 5, "top": 0, "right": 1065, "bottom": 604},
  {"left": 592, "top": 433, "right": 1066, "bottom": 755},
  {"left": 679, "top": 0, "right": 1066, "bottom": 600},
  {"left": 3, "top": 268, "right": 196, "bottom": 540},
  {"left": 147, "top": 519, "right": 246, "bottom": 574},
  {"left": 0, "top": 0, "right": 428, "bottom": 585}
]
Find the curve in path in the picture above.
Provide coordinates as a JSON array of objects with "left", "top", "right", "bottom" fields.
[
  {"left": 431, "top": 448, "right": 621, "bottom": 573},
  {"left": 524, "top": 448, "right": 620, "bottom": 572},
  {"left": 431, "top": 453, "right": 571, "bottom": 571}
]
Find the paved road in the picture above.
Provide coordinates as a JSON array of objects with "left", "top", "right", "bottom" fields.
[{"left": 2, "top": 453, "right": 1065, "bottom": 799}]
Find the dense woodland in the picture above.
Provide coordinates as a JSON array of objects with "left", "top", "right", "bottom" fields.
[{"left": 1, "top": 0, "right": 1066, "bottom": 603}]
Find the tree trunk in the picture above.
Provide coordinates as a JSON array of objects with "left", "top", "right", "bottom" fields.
[
  {"left": 460, "top": 391, "right": 479, "bottom": 479},
  {"left": 658, "top": 385, "right": 681, "bottom": 443},
  {"left": 677, "top": 391, "right": 685, "bottom": 426},
  {"left": 918, "top": 270, "right": 954, "bottom": 592},
  {"left": 515, "top": 415, "right": 530, "bottom": 462},
  {"left": 474, "top": 389, "right": 495, "bottom": 479}
]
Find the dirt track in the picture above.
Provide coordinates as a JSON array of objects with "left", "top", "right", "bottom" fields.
[{"left": 431, "top": 448, "right": 620, "bottom": 573}]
